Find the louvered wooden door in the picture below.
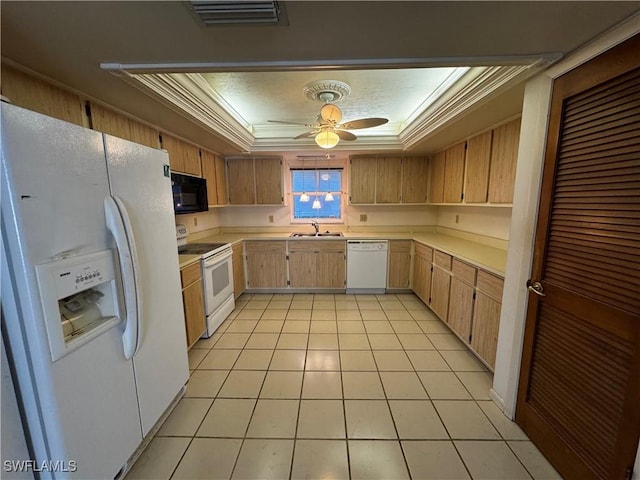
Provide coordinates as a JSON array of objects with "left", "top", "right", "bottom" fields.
[{"left": 516, "top": 35, "right": 640, "bottom": 480}]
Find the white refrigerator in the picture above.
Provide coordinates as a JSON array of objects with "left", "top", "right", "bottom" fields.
[{"left": 1, "top": 103, "right": 189, "bottom": 479}]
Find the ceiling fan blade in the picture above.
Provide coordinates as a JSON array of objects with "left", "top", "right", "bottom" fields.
[
  {"left": 268, "top": 120, "right": 311, "bottom": 126},
  {"left": 335, "top": 130, "right": 357, "bottom": 141},
  {"left": 293, "top": 130, "right": 317, "bottom": 140},
  {"left": 339, "top": 118, "right": 389, "bottom": 130},
  {"left": 320, "top": 104, "right": 343, "bottom": 123}
]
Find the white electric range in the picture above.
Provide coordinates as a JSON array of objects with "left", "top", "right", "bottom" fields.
[{"left": 176, "top": 225, "right": 235, "bottom": 337}]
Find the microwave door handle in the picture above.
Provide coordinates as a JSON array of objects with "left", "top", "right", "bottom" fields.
[{"left": 104, "top": 196, "right": 142, "bottom": 360}]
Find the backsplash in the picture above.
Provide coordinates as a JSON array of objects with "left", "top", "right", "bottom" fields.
[
  {"left": 174, "top": 209, "right": 221, "bottom": 234},
  {"left": 437, "top": 206, "right": 512, "bottom": 241}
]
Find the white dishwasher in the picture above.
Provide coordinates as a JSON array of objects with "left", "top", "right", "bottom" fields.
[{"left": 346, "top": 240, "right": 389, "bottom": 294}]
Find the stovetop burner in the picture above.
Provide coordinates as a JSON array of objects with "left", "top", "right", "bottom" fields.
[{"left": 178, "top": 243, "right": 228, "bottom": 255}]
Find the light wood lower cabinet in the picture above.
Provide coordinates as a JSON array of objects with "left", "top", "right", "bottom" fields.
[
  {"left": 289, "top": 240, "right": 345, "bottom": 289},
  {"left": 448, "top": 260, "right": 477, "bottom": 342},
  {"left": 180, "top": 262, "right": 206, "bottom": 349},
  {"left": 412, "top": 242, "right": 433, "bottom": 304},
  {"left": 232, "top": 242, "right": 245, "bottom": 299},
  {"left": 471, "top": 270, "right": 504, "bottom": 369},
  {"left": 430, "top": 266, "right": 451, "bottom": 320},
  {"left": 387, "top": 240, "right": 411, "bottom": 289},
  {"left": 245, "top": 241, "right": 287, "bottom": 288}
]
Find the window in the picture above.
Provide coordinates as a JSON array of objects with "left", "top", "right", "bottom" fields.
[{"left": 291, "top": 168, "right": 342, "bottom": 220}]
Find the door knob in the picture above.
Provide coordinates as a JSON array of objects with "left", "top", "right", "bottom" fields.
[{"left": 526, "top": 280, "right": 546, "bottom": 297}]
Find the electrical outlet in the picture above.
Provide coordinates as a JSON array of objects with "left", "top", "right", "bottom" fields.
[
  {"left": 455, "top": 215, "right": 459, "bottom": 224},
  {"left": 193, "top": 217, "right": 198, "bottom": 227},
  {"left": 360, "top": 214, "right": 368, "bottom": 222},
  {"left": 268, "top": 215, "right": 274, "bottom": 223}
]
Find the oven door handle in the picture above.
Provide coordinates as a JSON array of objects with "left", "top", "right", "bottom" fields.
[
  {"left": 203, "top": 248, "right": 233, "bottom": 269},
  {"left": 104, "top": 195, "right": 142, "bottom": 360}
]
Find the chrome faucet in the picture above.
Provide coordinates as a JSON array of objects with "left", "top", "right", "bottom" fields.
[{"left": 311, "top": 221, "right": 320, "bottom": 233}]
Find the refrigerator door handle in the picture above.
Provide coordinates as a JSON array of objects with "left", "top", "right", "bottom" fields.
[{"left": 104, "top": 195, "right": 142, "bottom": 360}]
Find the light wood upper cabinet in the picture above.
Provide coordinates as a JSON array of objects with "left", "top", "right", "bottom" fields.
[
  {"left": 227, "top": 157, "right": 283, "bottom": 205},
  {"left": 464, "top": 131, "right": 492, "bottom": 203},
  {"left": 200, "top": 149, "right": 218, "bottom": 206},
  {"left": 401, "top": 157, "right": 428, "bottom": 203},
  {"left": 255, "top": 157, "right": 283, "bottom": 205},
  {"left": 351, "top": 156, "right": 428, "bottom": 205},
  {"left": 443, "top": 142, "right": 465, "bottom": 203},
  {"left": 375, "top": 157, "right": 402, "bottom": 203},
  {"left": 214, "top": 155, "right": 228, "bottom": 205},
  {"left": 90, "top": 103, "right": 159, "bottom": 149},
  {"left": 388, "top": 240, "right": 412, "bottom": 289},
  {"left": 1, "top": 65, "right": 85, "bottom": 126},
  {"left": 488, "top": 118, "right": 521, "bottom": 203},
  {"left": 161, "top": 134, "right": 201, "bottom": 176},
  {"left": 429, "top": 151, "right": 446, "bottom": 203},
  {"left": 349, "top": 157, "right": 377, "bottom": 204},
  {"left": 244, "top": 241, "right": 287, "bottom": 288},
  {"left": 227, "top": 158, "right": 256, "bottom": 204}
]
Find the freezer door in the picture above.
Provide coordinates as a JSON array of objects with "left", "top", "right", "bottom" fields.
[
  {"left": 104, "top": 135, "right": 189, "bottom": 436},
  {"left": 1, "top": 103, "right": 142, "bottom": 479}
]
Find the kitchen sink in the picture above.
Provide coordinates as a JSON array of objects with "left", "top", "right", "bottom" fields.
[{"left": 289, "top": 232, "right": 344, "bottom": 237}]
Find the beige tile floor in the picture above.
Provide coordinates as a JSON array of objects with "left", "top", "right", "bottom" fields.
[{"left": 126, "top": 293, "right": 562, "bottom": 480}]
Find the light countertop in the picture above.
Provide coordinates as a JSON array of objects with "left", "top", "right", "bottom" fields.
[{"left": 178, "top": 231, "right": 507, "bottom": 276}]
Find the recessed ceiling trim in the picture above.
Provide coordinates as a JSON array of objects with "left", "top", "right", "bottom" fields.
[
  {"left": 120, "top": 71, "right": 254, "bottom": 151},
  {"left": 251, "top": 135, "right": 404, "bottom": 153},
  {"left": 101, "top": 54, "right": 558, "bottom": 74}
]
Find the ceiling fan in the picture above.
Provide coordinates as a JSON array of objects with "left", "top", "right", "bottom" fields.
[{"left": 268, "top": 80, "right": 389, "bottom": 149}]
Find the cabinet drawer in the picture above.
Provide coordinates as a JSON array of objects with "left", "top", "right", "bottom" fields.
[
  {"left": 288, "top": 240, "right": 345, "bottom": 252},
  {"left": 244, "top": 240, "right": 286, "bottom": 253},
  {"left": 414, "top": 242, "right": 433, "bottom": 260},
  {"left": 180, "top": 262, "right": 201, "bottom": 287},
  {"left": 452, "top": 259, "right": 477, "bottom": 285},
  {"left": 476, "top": 270, "right": 504, "bottom": 301},
  {"left": 434, "top": 250, "right": 452, "bottom": 270},
  {"left": 389, "top": 240, "right": 411, "bottom": 252}
]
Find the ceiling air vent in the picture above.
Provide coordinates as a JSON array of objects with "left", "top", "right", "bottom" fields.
[{"left": 188, "top": 1, "right": 288, "bottom": 26}]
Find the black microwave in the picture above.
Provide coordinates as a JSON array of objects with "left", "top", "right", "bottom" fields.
[{"left": 171, "top": 173, "right": 208, "bottom": 214}]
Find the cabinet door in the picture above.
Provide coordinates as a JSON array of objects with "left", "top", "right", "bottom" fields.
[
  {"left": 214, "top": 155, "right": 228, "bottom": 205},
  {"left": 448, "top": 278, "right": 474, "bottom": 341},
  {"left": 464, "top": 131, "right": 492, "bottom": 203},
  {"left": 91, "top": 103, "right": 159, "bottom": 149},
  {"left": 255, "top": 157, "right": 283, "bottom": 204},
  {"left": 183, "top": 281, "right": 205, "bottom": 348},
  {"left": 227, "top": 158, "right": 256, "bottom": 204},
  {"left": 232, "top": 243, "right": 245, "bottom": 299},
  {"left": 201, "top": 149, "right": 218, "bottom": 206},
  {"left": 488, "top": 118, "right": 520, "bottom": 203},
  {"left": 317, "top": 251, "right": 345, "bottom": 288},
  {"left": 388, "top": 240, "right": 411, "bottom": 289},
  {"left": 401, "top": 157, "right": 428, "bottom": 203},
  {"left": 412, "top": 243, "right": 433, "bottom": 304},
  {"left": 443, "top": 142, "right": 465, "bottom": 203},
  {"left": 430, "top": 266, "right": 451, "bottom": 320},
  {"left": 245, "top": 241, "right": 287, "bottom": 288},
  {"left": 375, "top": 157, "right": 402, "bottom": 203},
  {"left": 1, "top": 65, "right": 85, "bottom": 126},
  {"left": 162, "top": 134, "right": 200, "bottom": 174},
  {"left": 429, "top": 151, "right": 446, "bottom": 203},
  {"left": 349, "top": 157, "right": 376, "bottom": 204},
  {"left": 289, "top": 252, "right": 317, "bottom": 288},
  {"left": 471, "top": 293, "right": 501, "bottom": 369}
]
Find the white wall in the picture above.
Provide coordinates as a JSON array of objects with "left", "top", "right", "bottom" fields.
[
  {"left": 437, "top": 206, "right": 511, "bottom": 241},
  {"left": 174, "top": 209, "right": 221, "bottom": 233}
]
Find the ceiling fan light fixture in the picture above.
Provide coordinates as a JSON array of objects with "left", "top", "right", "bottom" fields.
[
  {"left": 315, "top": 130, "right": 339, "bottom": 149},
  {"left": 320, "top": 103, "right": 342, "bottom": 123}
]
